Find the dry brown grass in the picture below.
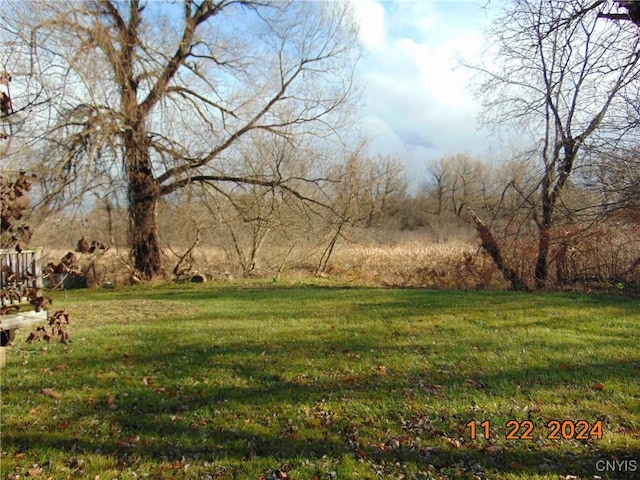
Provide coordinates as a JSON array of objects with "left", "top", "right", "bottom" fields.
[
  {"left": 38, "top": 239, "right": 498, "bottom": 289},
  {"left": 37, "top": 220, "right": 639, "bottom": 292},
  {"left": 324, "top": 241, "right": 503, "bottom": 289}
]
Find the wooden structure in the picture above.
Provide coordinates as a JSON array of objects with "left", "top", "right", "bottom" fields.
[{"left": 0, "top": 249, "right": 48, "bottom": 367}]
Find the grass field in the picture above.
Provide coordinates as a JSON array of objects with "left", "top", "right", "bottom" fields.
[{"left": 1, "top": 282, "right": 638, "bottom": 479}]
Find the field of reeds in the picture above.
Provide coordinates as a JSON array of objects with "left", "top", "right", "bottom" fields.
[
  {"left": 39, "top": 239, "right": 506, "bottom": 291},
  {"left": 40, "top": 224, "right": 639, "bottom": 293}
]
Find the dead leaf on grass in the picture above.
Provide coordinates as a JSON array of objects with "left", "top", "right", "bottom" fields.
[
  {"left": 57, "top": 421, "right": 71, "bottom": 430},
  {"left": 484, "top": 444, "right": 503, "bottom": 453},
  {"left": 28, "top": 465, "right": 43, "bottom": 475},
  {"left": 41, "top": 388, "right": 62, "bottom": 399},
  {"left": 67, "top": 458, "right": 85, "bottom": 469},
  {"left": 448, "top": 438, "right": 462, "bottom": 448}
]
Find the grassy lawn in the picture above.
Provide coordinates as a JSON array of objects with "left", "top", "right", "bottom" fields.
[{"left": 1, "top": 282, "right": 638, "bottom": 479}]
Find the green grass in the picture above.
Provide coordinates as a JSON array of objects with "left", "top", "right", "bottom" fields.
[{"left": 1, "top": 282, "right": 638, "bottom": 479}]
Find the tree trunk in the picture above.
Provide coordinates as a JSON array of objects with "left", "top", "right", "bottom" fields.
[
  {"left": 129, "top": 192, "right": 162, "bottom": 279},
  {"left": 535, "top": 167, "right": 561, "bottom": 290},
  {"left": 531, "top": 157, "right": 552, "bottom": 289},
  {"left": 535, "top": 223, "right": 550, "bottom": 289},
  {"left": 125, "top": 127, "right": 162, "bottom": 279},
  {"left": 316, "top": 223, "right": 343, "bottom": 276},
  {"left": 469, "top": 210, "right": 530, "bottom": 292}
]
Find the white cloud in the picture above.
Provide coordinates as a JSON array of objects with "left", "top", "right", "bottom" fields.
[
  {"left": 352, "top": 0, "right": 496, "bottom": 184},
  {"left": 352, "top": 0, "right": 387, "bottom": 51}
]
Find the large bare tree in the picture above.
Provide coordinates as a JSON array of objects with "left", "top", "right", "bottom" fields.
[
  {"left": 472, "top": 0, "right": 640, "bottom": 289},
  {"left": 1, "top": 0, "right": 358, "bottom": 278}
]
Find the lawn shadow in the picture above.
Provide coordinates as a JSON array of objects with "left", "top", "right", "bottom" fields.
[
  {"left": 5, "top": 284, "right": 639, "bottom": 478},
  {"left": 4, "top": 332, "right": 639, "bottom": 479}
]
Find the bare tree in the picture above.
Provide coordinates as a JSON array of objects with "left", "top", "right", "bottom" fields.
[
  {"left": 471, "top": 0, "right": 640, "bottom": 289},
  {"left": 426, "top": 154, "right": 490, "bottom": 219},
  {"left": 316, "top": 153, "right": 405, "bottom": 275},
  {"left": 1, "top": 0, "right": 359, "bottom": 279},
  {"left": 178, "top": 129, "right": 330, "bottom": 277}
]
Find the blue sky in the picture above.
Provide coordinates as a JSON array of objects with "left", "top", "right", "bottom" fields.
[{"left": 351, "top": 0, "right": 499, "bottom": 184}]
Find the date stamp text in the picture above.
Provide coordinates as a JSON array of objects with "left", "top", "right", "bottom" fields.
[{"left": 465, "top": 419, "right": 604, "bottom": 440}]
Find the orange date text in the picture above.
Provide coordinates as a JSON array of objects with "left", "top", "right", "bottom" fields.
[{"left": 465, "top": 420, "right": 603, "bottom": 440}]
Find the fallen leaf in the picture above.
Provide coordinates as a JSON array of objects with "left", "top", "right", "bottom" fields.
[
  {"left": 446, "top": 437, "right": 462, "bottom": 448},
  {"left": 41, "top": 388, "right": 62, "bottom": 399},
  {"left": 67, "top": 458, "right": 85, "bottom": 469},
  {"left": 484, "top": 445, "right": 502, "bottom": 453},
  {"left": 592, "top": 383, "right": 604, "bottom": 391},
  {"left": 28, "top": 465, "right": 43, "bottom": 475}
]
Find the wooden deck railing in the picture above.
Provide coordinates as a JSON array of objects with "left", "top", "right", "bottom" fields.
[
  {"left": 0, "top": 248, "right": 48, "bottom": 367},
  {"left": 1, "top": 248, "right": 43, "bottom": 304}
]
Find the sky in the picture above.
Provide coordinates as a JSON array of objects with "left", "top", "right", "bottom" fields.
[{"left": 351, "top": 0, "right": 499, "bottom": 186}]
